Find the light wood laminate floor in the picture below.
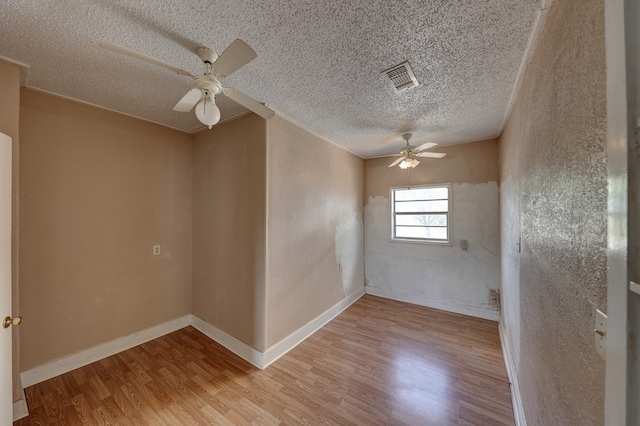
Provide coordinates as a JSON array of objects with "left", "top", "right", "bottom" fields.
[{"left": 14, "top": 295, "right": 515, "bottom": 425}]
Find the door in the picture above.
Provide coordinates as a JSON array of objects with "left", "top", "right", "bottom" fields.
[
  {"left": 604, "top": 0, "right": 640, "bottom": 424},
  {"left": 0, "top": 132, "right": 12, "bottom": 423}
]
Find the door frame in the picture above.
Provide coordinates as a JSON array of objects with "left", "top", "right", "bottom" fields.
[{"left": 604, "top": 0, "right": 639, "bottom": 424}]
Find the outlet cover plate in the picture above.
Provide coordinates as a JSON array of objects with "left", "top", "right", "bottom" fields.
[{"left": 595, "top": 309, "right": 607, "bottom": 360}]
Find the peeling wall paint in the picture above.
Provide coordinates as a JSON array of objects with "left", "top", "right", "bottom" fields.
[
  {"left": 499, "top": 0, "right": 607, "bottom": 424},
  {"left": 364, "top": 140, "right": 501, "bottom": 320}
]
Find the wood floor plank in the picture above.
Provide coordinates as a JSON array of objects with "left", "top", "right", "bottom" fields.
[{"left": 15, "top": 295, "right": 514, "bottom": 425}]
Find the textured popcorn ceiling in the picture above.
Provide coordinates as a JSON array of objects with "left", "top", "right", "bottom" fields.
[{"left": 0, "top": 0, "right": 541, "bottom": 158}]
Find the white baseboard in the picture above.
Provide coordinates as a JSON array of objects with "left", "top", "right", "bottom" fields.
[
  {"left": 13, "top": 389, "right": 28, "bottom": 422},
  {"left": 365, "top": 286, "right": 499, "bottom": 321},
  {"left": 16, "top": 289, "right": 367, "bottom": 420},
  {"left": 499, "top": 317, "right": 527, "bottom": 426},
  {"left": 191, "top": 288, "right": 365, "bottom": 370},
  {"left": 262, "top": 287, "right": 365, "bottom": 368},
  {"left": 20, "top": 315, "right": 192, "bottom": 388},
  {"left": 189, "top": 315, "right": 264, "bottom": 369}
]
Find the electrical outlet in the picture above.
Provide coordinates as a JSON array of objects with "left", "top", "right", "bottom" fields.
[
  {"left": 152, "top": 245, "right": 161, "bottom": 256},
  {"left": 595, "top": 309, "right": 607, "bottom": 360}
]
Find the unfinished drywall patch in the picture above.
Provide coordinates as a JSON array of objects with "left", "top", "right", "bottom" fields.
[
  {"left": 265, "top": 115, "right": 364, "bottom": 349},
  {"left": 365, "top": 182, "right": 500, "bottom": 318},
  {"left": 335, "top": 211, "right": 364, "bottom": 296},
  {"left": 499, "top": 173, "right": 522, "bottom": 367}
]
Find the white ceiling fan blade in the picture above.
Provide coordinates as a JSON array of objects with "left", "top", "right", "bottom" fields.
[
  {"left": 388, "top": 157, "right": 405, "bottom": 168},
  {"left": 173, "top": 88, "right": 202, "bottom": 112},
  {"left": 213, "top": 39, "right": 257, "bottom": 78},
  {"left": 414, "top": 142, "right": 438, "bottom": 152},
  {"left": 222, "top": 88, "right": 275, "bottom": 119},
  {"left": 416, "top": 152, "right": 447, "bottom": 158},
  {"left": 99, "top": 41, "right": 195, "bottom": 77},
  {"left": 369, "top": 153, "right": 402, "bottom": 159}
]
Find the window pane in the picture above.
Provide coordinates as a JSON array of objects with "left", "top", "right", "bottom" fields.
[
  {"left": 394, "top": 187, "right": 448, "bottom": 201},
  {"left": 394, "top": 200, "right": 448, "bottom": 213},
  {"left": 395, "top": 226, "right": 448, "bottom": 240},
  {"left": 395, "top": 214, "right": 447, "bottom": 226}
]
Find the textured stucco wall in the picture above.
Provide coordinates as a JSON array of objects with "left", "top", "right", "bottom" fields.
[
  {"left": 19, "top": 89, "right": 193, "bottom": 370},
  {"left": 499, "top": 0, "right": 607, "bottom": 424},
  {"left": 265, "top": 116, "right": 364, "bottom": 348},
  {"left": 192, "top": 114, "right": 267, "bottom": 351},
  {"left": 365, "top": 139, "right": 500, "bottom": 319}
]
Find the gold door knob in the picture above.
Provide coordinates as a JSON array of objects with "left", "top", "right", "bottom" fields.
[{"left": 3, "top": 316, "right": 22, "bottom": 329}]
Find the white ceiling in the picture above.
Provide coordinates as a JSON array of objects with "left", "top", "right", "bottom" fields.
[{"left": 0, "top": 0, "right": 542, "bottom": 158}]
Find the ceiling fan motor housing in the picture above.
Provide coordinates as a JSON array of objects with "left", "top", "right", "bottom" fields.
[
  {"left": 197, "top": 47, "right": 218, "bottom": 64},
  {"left": 194, "top": 75, "right": 222, "bottom": 95}
]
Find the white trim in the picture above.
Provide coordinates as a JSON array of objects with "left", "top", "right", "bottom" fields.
[
  {"left": 604, "top": 0, "right": 635, "bottom": 422},
  {"left": 16, "top": 289, "right": 366, "bottom": 416},
  {"left": 25, "top": 87, "right": 190, "bottom": 134},
  {"left": 12, "top": 389, "right": 28, "bottom": 422},
  {"left": 365, "top": 286, "right": 499, "bottom": 321},
  {"left": 262, "top": 287, "right": 365, "bottom": 368},
  {"left": 189, "top": 315, "right": 265, "bottom": 369},
  {"left": 191, "top": 289, "right": 365, "bottom": 370},
  {"left": 20, "top": 315, "right": 191, "bottom": 388},
  {"left": 497, "top": 2, "right": 552, "bottom": 136},
  {"left": 271, "top": 112, "right": 362, "bottom": 159},
  {"left": 390, "top": 183, "right": 453, "bottom": 245},
  {"left": 499, "top": 318, "right": 527, "bottom": 426}
]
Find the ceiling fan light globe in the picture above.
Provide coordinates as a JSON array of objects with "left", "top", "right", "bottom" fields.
[
  {"left": 399, "top": 158, "right": 420, "bottom": 169},
  {"left": 195, "top": 98, "right": 221, "bottom": 128}
]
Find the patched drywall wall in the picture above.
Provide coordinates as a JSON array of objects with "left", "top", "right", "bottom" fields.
[
  {"left": 365, "top": 140, "right": 500, "bottom": 319},
  {"left": 265, "top": 116, "right": 364, "bottom": 348},
  {"left": 499, "top": 120, "right": 522, "bottom": 370},
  {"left": 192, "top": 114, "right": 267, "bottom": 351},
  {"left": 0, "top": 59, "right": 22, "bottom": 402},
  {"left": 365, "top": 183, "right": 500, "bottom": 315},
  {"left": 19, "top": 89, "right": 193, "bottom": 370},
  {"left": 499, "top": 0, "right": 607, "bottom": 424}
]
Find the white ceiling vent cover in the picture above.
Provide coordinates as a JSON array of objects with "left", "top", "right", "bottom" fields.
[{"left": 383, "top": 61, "right": 419, "bottom": 91}]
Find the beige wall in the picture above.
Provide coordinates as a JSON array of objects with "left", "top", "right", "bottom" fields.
[
  {"left": 265, "top": 116, "right": 364, "bottom": 348},
  {"left": 499, "top": 0, "right": 607, "bottom": 424},
  {"left": 0, "top": 59, "right": 22, "bottom": 401},
  {"left": 19, "top": 89, "right": 193, "bottom": 370},
  {"left": 365, "top": 139, "right": 500, "bottom": 318},
  {"left": 365, "top": 139, "right": 499, "bottom": 197},
  {"left": 192, "top": 114, "right": 267, "bottom": 350}
]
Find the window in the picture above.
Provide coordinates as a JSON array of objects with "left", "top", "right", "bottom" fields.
[{"left": 390, "top": 183, "right": 452, "bottom": 244}]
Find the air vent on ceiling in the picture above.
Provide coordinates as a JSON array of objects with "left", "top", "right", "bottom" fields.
[{"left": 383, "top": 61, "right": 419, "bottom": 91}]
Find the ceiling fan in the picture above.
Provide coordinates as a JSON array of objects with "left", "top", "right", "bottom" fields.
[
  {"left": 384, "top": 133, "right": 446, "bottom": 169},
  {"left": 99, "top": 39, "right": 275, "bottom": 129}
]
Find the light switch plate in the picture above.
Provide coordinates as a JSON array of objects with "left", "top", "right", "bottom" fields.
[{"left": 595, "top": 309, "right": 607, "bottom": 360}]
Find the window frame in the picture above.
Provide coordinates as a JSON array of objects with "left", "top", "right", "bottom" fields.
[{"left": 389, "top": 183, "right": 453, "bottom": 245}]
